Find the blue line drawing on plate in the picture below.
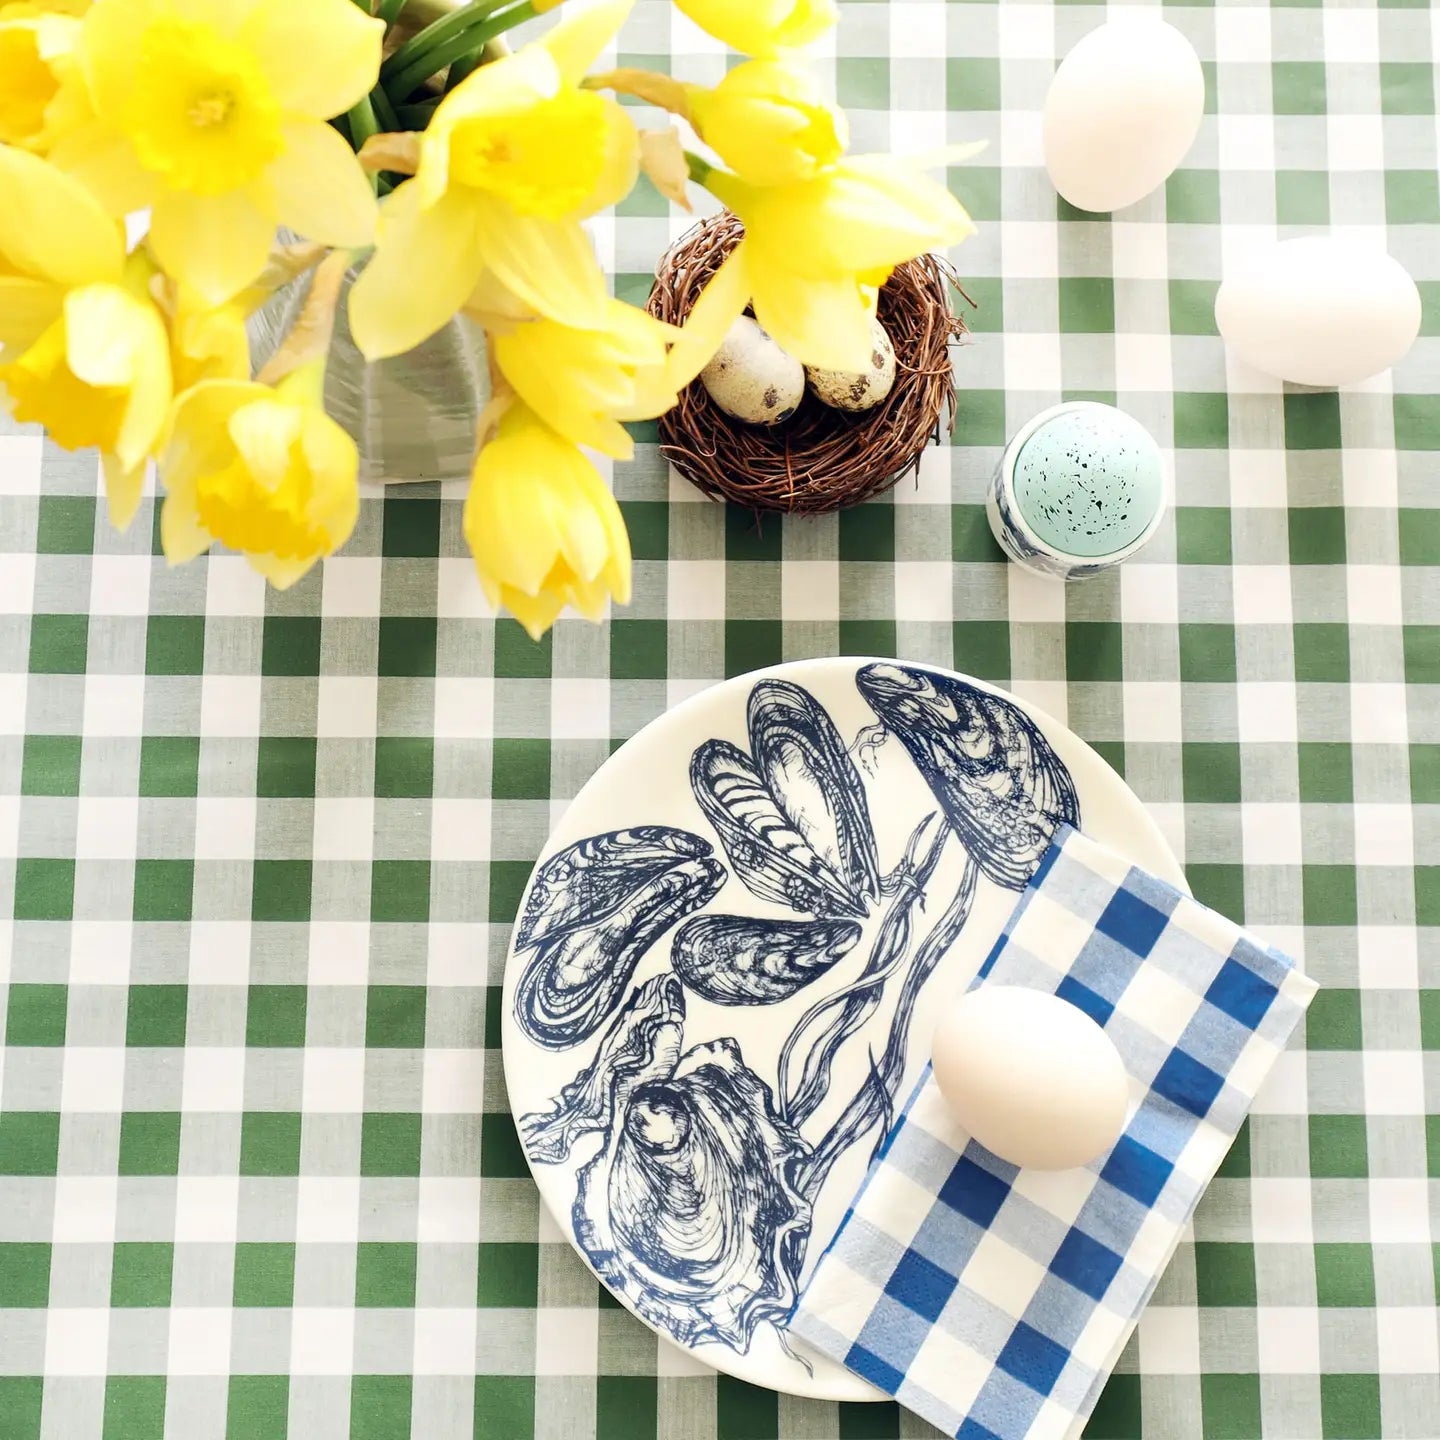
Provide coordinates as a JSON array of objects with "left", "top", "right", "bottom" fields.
[
  {"left": 855, "top": 663, "right": 1081, "bottom": 891},
  {"left": 691, "top": 679, "right": 879, "bottom": 921},
  {"left": 565, "top": 976, "right": 813, "bottom": 1352},
  {"left": 672, "top": 915, "right": 864, "bottom": 1006},
  {"left": 517, "top": 826, "right": 717, "bottom": 949},
  {"left": 512, "top": 827, "right": 725, "bottom": 1050},
  {"left": 515, "top": 663, "right": 1081, "bottom": 1361}
]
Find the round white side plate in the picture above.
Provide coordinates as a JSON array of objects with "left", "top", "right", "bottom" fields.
[{"left": 501, "top": 658, "right": 1183, "bottom": 1400}]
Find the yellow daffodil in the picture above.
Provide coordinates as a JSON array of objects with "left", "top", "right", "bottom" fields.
[
  {"left": 159, "top": 360, "right": 358, "bottom": 588},
  {"left": 0, "top": 145, "right": 164, "bottom": 526},
  {"left": 53, "top": 0, "right": 381, "bottom": 305},
  {"left": 464, "top": 403, "right": 631, "bottom": 639},
  {"left": 669, "top": 151, "right": 977, "bottom": 378},
  {"left": 469, "top": 275, "right": 677, "bottom": 461},
  {"left": 0, "top": 142, "right": 124, "bottom": 356},
  {"left": 349, "top": 0, "right": 637, "bottom": 361},
  {"left": 0, "top": 7, "right": 89, "bottom": 151},
  {"left": 1, "top": 270, "right": 172, "bottom": 528},
  {"left": 166, "top": 284, "right": 251, "bottom": 392},
  {"left": 673, "top": 0, "right": 835, "bottom": 58},
  {"left": 687, "top": 59, "right": 845, "bottom": 185}
]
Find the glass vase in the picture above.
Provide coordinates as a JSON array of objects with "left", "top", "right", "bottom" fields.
[{"left": 247, "top": 258, "right": 490, "bottom": 486}]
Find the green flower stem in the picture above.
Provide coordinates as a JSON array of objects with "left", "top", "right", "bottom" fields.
[
  {"left": 379, "top": 0, "right": 506, "bottom": 85},
  {"left": 383, "top": 0, "right": 535, "bottom": 100},
  {"left": 368, "top": 84, "right": 401, "bottom": 134},
  {"left": 377, "top": 0, "right": 409, "bottom": 25},
  {"left": 445, "top": 49, "right": 481, "bottom": 90},
  {"left": 396, "top": 97, "right": 443, "bottom": 128},
  {"left": 684, "top": 150, "right": 714, "bottom": 187},
  {"left": 347, "top": 94, "right": 380, "bottom": 187}
]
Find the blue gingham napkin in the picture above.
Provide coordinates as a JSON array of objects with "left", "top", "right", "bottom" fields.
[{"left": 789, "top": 824, "right": 1317, "bottom": 1440}]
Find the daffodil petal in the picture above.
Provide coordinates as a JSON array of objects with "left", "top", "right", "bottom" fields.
[
  {"left": 795, "top": 157, "right": 975, "bottom": 272},
  {"left": 149, "top": 188, "right": 276, "bottom": 307},
  {"left": 748, "top": 265, "right": 875, "bottom": 372},
  {"left": 78, "top": 0, "right": 159, "bottom": 120},
  {"left": 497, "top": 331, "right": 636, "bottom": 458},
  {"left": 159, "top": 491, "right": 215, "bottom": 565},
  {"left": 540, "top": 0, "right": 633, "bottom": 86},
  {"left": 63, "top": 283, "right": 171, "bottom": 470},
  {"left": 673, "top": 0, "right": 834, "bottom": 57},
  {"left": 247, "top": 551, "right": 318, "bottom": 590},
  {"left": 227, "top": 396, "right": 304, "bottom": 483},
  {"left": 241, "top": 0, "right": 383, "bottom": 119},
  {"left": 47, "top": 123, "right": 157, "bottom": 217},
  {"left": 496, "top": 583, "right": 565, "bottom": 641},
  {"left": 0, "top": 277, "right": 66, "bottom": 355},
  {"left": 0, "top": 143, "right": 124, "bottom": 285},
  {"left": 161, "top": 379, "right": 264, "bottom": 493},
  {"left": 611, "top": 362, "right": 678, "bottom": 422},
  {"left": 267, "top": 119, "right": 377, "bottom": 248},
  {"left": 663, "top": 244, "right": 750, "bottom": 392},
  {"left": 473, "top": 205, "right": 608, "bottom": 328},
  {"left": 101, "top": 451, "right": 147, "bottom": 533},
  {"left": 348, "top": 185, "right": 485, "bottom": 361},
  {"left": 466, "top": 413, "right": 584, "bottom": 597},
  {"left": 298, "top": 408, "right": 359, "bottom": 547},
  {"left": 579, "top": 96, "right": 640, "bottom": 218},
  {"left": 183, "top": 0, "right": 260, "bottom": 36},
  {"left": 464, "top": 269, "right": 538, "bottom": 328},
  {"left": 571, "top": 462, "right": 631, "bottom": 601}
]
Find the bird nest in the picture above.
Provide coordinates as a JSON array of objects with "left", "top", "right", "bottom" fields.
[{"left": 647, "top": 211, "right": 969, "bottom": 515}]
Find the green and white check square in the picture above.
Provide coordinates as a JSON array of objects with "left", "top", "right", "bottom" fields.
[{"left": 1, "top": 1, "right": 1438, "bottom": 1438}]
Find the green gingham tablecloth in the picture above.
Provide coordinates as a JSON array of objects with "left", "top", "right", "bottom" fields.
[{"left": 2, "top": 2, "right": 1438, "bottom": 1437}]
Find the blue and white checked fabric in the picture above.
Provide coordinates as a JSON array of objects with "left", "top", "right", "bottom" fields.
[{"left": 789, "top": 825, "right": 1318, "bottom": 1440}]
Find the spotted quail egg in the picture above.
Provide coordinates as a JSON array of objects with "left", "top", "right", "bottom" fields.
[
  {"left": 805, "top": 316, "right": 896, "bottom": 412},
  {"left": 699, "top": 316, "right": 804, "bottom": 426}
]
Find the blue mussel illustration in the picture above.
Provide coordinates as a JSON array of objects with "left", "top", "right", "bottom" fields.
[{"left": 516, "top": 664, "right": 1081, "bottom": 1358}]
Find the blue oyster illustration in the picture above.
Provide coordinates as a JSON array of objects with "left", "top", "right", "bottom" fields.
[
  {"left": 513, "top": 827, "right": 725, "bottom": 1050},
  {"left": 520, "top": 975, "right": 687, "bottom": 1166},
  {"left": 521, "top": 976, "right": 811, "bottom": 1352}
]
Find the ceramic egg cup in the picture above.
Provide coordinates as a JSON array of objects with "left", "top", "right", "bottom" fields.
[{"left": 987, "top": 401, "right": 1170, "bottom": 581}]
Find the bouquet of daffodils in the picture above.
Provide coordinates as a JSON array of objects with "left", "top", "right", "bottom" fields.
[{"left": 0, "top": 0, "right": 974, "bottom": 636}]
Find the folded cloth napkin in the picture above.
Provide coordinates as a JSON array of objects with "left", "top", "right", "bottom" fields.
[{"left": 788, "top": 823, "right": 1317, "bottom": 1440}]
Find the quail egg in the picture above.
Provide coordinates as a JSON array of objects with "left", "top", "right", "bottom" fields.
[
  {"left": 805, "top": 316, "right": 896, "bottom": 412},
  {"left": 699, "top": 316, "right": 804, "bottom": 426}
]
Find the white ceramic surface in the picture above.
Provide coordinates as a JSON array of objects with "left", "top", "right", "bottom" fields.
[{"left": 501, "top": 659, "right": 1184, "bottom": 1401}]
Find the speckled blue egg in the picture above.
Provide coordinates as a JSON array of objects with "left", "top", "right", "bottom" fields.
[{"left": 1012, "top": 404, "right": 1163, "bottom": 558}]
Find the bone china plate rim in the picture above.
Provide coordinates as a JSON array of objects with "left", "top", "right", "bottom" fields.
[{"left": 500, "top": 657, "right": 1184, "bottom": 1401}]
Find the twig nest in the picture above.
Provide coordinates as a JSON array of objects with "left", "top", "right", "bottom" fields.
[
  {"left": 805, "top": 316, "right": 897, "bottom": 413},
  {"left": 700, "top": 316, "right": 805, "bottom": 426},
  {"left": 647, "top": 211, "right": 967, "bottom": 515}
]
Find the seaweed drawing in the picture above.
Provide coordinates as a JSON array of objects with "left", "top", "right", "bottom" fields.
[{"left": 516, "top": 663, "right": 1081, "bottom": 1360}]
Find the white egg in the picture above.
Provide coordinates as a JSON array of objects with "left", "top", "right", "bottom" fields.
[
  {"left": 699, "top": 316, "right": 805, "bottom": 426},
  {"left": 931, "top": 986, "right": 1129, "bottom": 1171},
  {"left": 805, "top": 316, "right": 897, "bottom": 412},
  {"left": 1216, "top": 237, "right": 1421, "bottom": 388},
  {"left": 1043, "top": 18, "right": 1204, "bottom": 213}
]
